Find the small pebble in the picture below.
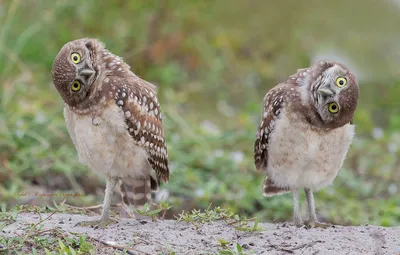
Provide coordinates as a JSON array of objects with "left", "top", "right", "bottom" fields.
[{"left": 242, "top": 244, "right": 251, "bottom": 249}]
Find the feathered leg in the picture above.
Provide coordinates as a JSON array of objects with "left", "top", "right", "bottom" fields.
[
  {"left": 292, "top": 189, "right": 303, "bottom": 226},
  {"left": 304, "top": 188, "right": 331, "bottom": 228}
]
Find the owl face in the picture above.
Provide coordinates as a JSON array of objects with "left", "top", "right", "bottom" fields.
[
  {"left": 309, "top": 62, "right": 359, "bottom": 128},
  {"left": 52, "top": 38, "right": 102, "bottom": 107}
]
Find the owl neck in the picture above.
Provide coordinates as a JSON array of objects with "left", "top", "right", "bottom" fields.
[
  {"left": 303, "top": 107, "right": 353, "bottom": 131},
  {"left": 66, "top": 93, "right": 105, "bottom": 115}
]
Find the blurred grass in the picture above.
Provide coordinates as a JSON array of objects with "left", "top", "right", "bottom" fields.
[{"left": 0, "top": 0, "right": 399, "bottom": 227}]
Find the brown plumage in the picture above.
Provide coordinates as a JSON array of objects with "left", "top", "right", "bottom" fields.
[
  {"left": 254, "top": 61, "right": 359, "bottom": 227},
  {"left": 52, "top": 38, "right": 169, "bottom": 228}
]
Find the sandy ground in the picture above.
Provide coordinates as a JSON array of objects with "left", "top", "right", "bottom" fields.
[{"left": 1, "top": 213, "right": 400, "bottom": 255}]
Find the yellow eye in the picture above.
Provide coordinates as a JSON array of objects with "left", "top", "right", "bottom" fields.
[
  {"left": 328, "top": 102, "right": 339, "bottom": 113},
  {"left": 71, "top": 80, "right": 81, "bottom": 92},
  {"left": 71, "top": 52, "right": 81, "bottom": 63},
  {"left": 335, "top": 77, "right": 347, "bottom": 87}
]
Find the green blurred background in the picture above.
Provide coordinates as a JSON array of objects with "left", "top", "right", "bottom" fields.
[{"left": 0, "top": 0, "right": 399, "bottom": 226}]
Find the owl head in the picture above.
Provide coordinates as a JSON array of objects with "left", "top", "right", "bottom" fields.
[
  {"left": 299, "top": 61, "right": 360, "bottom": 129},
  {"left": 52, "top": 38, "right": 103, "bottom": 107}
]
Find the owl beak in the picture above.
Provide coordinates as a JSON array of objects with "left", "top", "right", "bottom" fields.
[
  {"left": 317, "top": 88, "right": 334, "bottom": 97},
  {"left": 79, "top": 68, "right": 95, "bottom": 77}
]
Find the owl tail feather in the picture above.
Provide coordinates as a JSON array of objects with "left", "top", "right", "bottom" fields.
[
  {"left": 119, "top": 174, "right": 159, "bottom": 219},
  {"left": 262, "top": 177, "right": 290, "bottom": 197}
]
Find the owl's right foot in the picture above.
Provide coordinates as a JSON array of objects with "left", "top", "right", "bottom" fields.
[
  {"left": 304, "top": 220, "right": 332, "bottom": 229},
  {"left": 75, "top": 217, "right": 117, "bottom": 229}
]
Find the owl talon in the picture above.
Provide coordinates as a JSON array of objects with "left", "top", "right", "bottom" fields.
[
  {"left": 75, "top": 218, "right": 117, "bottom": 229},
  {"left": 304, "top": 220, "right": 332, "bottom": 229}
]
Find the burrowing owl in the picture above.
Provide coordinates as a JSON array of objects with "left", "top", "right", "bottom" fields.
[
  {"left": 254, "top": 61, "right": 359, "bottom": 227},
  {"left": 52, "top": 38, "right": 169, "bottom": 228}
]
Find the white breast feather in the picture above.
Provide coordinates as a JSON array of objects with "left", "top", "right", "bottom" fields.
[
  {"left": 64, "top": 104, "right": 150, "bottom": 178},
  {"left": 267, "top": 109, "right": 355, "bottom": 190}
]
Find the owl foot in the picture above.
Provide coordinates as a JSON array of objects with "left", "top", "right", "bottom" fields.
[
  {"left": 292, "top": 217, "right": 304, "bottom": 228},
  {"left": 304, "top": 220, "right": 332, "bottom": 229},
  {"left": 75, "top": 217, "right": 117, "bottom": 229}
]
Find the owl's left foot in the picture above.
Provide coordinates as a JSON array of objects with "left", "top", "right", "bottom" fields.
[
  {"left": 75, "top": 217, "right": 118, "bottom": 229},
  {"left": 304, "top": 220, "right": 332, "bottom": 229}
]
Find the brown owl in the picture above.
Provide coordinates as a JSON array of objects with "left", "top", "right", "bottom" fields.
[
  {"left": 254, "top": 61, "right": 359, "bottom": 227},
  {"left": 52, "top": 38, "right": 169, "bottom": 228}
]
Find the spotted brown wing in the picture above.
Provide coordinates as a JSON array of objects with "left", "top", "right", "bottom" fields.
[
  {"left": 254, "top": 86, "right": 284, "bottom": 171},
  {"left": 114, "top": 75, "right": 170, "bottom": 183}
]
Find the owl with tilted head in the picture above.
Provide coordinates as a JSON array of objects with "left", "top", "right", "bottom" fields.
[
  {"left": 52, "top": 38, "right": 169, "bottom": 228},
  {"left": 254, "top": 60, "right": 359, "bottom": 228}
]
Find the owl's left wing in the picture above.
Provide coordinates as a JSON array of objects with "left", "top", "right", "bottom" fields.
[
  {"left": 114, "top": 75, "right": 170, "bottom": 184},
  {"left": 254, "top": 69, "right": 308, "bottom": 167},
  {"left": 254, "top": 84, "right": 293, "bottom": 196},
  {"left": 254, "top": 85, "right": 285, "bottom": 171}
]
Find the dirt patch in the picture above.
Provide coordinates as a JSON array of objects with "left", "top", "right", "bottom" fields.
[{"left": 1, "top": 213, "right": 400, "bottom": 254}]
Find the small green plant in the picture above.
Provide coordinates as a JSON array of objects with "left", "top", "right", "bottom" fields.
[
  {"left": 42, "top": 236, "right": 94, "bottom": 255},
  {"left": 234, "top": 218, "right": 263, "bottom": 232},
  {"left": 175, "top": 205, "right": 263, "bottom": 232},
  {"left": 158, "top": 252, "right": 176, "bottom": 255},
  {"left": 0, "top": 206, "right": 18, "bottom": 225},
  {"left": 217, "top": 238, "right": 230, "bottom": 249},
  {"left": 157, "top": 241, "right": 176, "bottom": 255},
  {"left": 158, "top": 202, "right": 173, "bottom": 219},
  {"left": 135, "top": 202, "right": 172, "bottom": 220},
  {"left": 217, "top": 243, "right": 249, "bottom": 255}
]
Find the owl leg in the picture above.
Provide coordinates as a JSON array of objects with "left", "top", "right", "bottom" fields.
[
  {"left": 304, "top": 188, "right": 331, "bottom": 228},
  {"left": 76, "top": 177, "right": 118, "bottom": 228},
  {"left": 292, "top": 189, "right": 303, "bottom": 226}
]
